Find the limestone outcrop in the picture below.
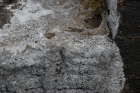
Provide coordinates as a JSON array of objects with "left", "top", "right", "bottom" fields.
[{"left": 0, "top": 0, "right": 125, "bottom": 92}]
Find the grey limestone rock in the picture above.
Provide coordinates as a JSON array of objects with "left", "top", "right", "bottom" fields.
[{"left": 0, "top": 0, "right": 125, "bottom": 92}]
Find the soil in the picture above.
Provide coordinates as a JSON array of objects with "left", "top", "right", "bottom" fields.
[{"left": 115, "top": 0, "right": 140, "bottom": 92}]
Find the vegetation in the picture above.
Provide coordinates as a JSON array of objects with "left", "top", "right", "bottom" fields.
[{"left": 84, "top": 0, "right": 107, "bottom": 16}]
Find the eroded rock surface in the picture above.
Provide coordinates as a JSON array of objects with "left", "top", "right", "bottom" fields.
[{"left": 0, "top": 0, "right": 125, "bottom": 92}]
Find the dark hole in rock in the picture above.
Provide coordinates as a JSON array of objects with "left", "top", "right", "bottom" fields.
[
  {"left": 35, "top": 41, "right": 38, "bottom": 43},
  {"left": 84, "top": 15, "right": 102, "bottom": 29}
]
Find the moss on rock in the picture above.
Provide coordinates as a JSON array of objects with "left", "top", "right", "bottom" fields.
[{"left": 84, "top": 0, "right": 107, "bottom": 16}]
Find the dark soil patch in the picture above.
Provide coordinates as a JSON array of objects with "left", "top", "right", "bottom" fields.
[
  {"left": 115, "top": 0, "right": 140, "bottom": 92},
  {"left": 0, "top": 0, "right": 18, "bottom": 28},
  {"left": 0, "top": 8, "right": 12, "bottom": 28}
]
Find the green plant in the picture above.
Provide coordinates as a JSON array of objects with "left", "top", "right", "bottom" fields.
[{"left": 84, "top": 0, "right": 107, "bottom": 15}]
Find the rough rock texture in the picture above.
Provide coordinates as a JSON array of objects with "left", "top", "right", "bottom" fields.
[
  {"left": 115, "top": 0, "right": 140, "bottom": 92},
  {"left": 0, "top": 0, "right": 125, "bottom": 92},
  {"left": 0, "top": 36, "right": 124, "bottom": 93},
  {"left": 107, "top": 0, "right": 120, "bottom": 39}
]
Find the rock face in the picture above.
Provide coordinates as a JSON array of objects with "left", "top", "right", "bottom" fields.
[
  {"left": 115, "top": 0, "right": 140, "bottom": 92},
  {"left": 0, "top": 0, "right": 125, "bottom": 92},
  {"left": 0, "top": 36, "right": 124, "bottom": 93}
]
